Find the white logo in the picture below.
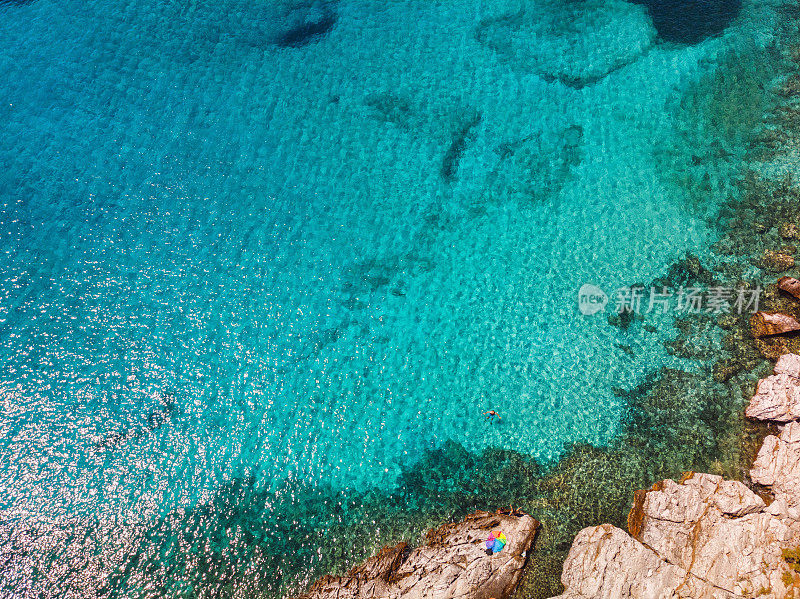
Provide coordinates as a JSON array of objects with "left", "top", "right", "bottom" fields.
[{"left": 578, "top": 284, "right": 608, "bottom": 315}]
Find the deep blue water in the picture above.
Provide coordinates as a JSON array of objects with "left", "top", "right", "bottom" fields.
[
  {"left": 0, "top": 0, "right": 788, "bottom": 596},
  {"left": 632, "top": 0, "right": 742, "bottom": 44}
]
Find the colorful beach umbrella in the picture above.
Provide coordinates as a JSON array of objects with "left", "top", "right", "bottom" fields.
[{"left": 485, "top": 530, "right": 507, "bottom": 553}]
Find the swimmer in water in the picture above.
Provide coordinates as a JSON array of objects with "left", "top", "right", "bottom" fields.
[{"left": 483, "top": 410, "right": 501, "bottom": 423}]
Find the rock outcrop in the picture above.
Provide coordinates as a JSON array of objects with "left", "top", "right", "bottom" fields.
[
  {"left": 751, "top": 311, "right": 800, "bottom": 338},
  {"left": 746, "top": 353, "right": 800, "bottom": 422},
  {"left": 295, "top": 510, "right": 539, "bottom": 599},
  {"left": 552, "top": 353, "right": 800, "bottom": 599},
  {"left": 752, "top": 422, "right": 800, "bottom": 521},
  {"left": 553, "top": 472, "right": 793, "bottom": 598}
]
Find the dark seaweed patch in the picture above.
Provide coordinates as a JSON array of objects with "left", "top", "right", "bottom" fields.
[
  {"left": 276, "top": 13, "right": 337, "bottom": 48},
  {"left": 365, "top": 91, "right": 414, "bottom": 127},
  {"left": 475, "top": 10, "right": 654, "bottom": 89},
  {"left": 538, "top": 51, "right": 654, "bottom": 90},
  {"left": 651, "top": 252, "right": 717, "bottom": 289},
  {"left": 441, "top": 113, "right": 482, "bottom": 182}
]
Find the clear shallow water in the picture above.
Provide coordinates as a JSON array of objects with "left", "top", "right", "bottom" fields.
[{"left": 0, "top": 0, "right": 790, "bottom": 596}]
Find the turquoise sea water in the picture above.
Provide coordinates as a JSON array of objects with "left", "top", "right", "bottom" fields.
[{"left": 0, "top": 0, "right": 792, "bottom": 596}]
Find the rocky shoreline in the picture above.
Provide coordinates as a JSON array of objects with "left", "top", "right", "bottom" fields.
[
  {"left": 552, "top": 350, "right": 800, "bottom": 598},
  {"left": 294, "top": 510, "right": 539, "bottom": 599},
  {"left": 293, "top": 349, "right": 800, "bottom": 599}
]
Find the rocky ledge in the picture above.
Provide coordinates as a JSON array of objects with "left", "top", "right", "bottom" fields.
[
  {"left": 552, "top": 354, "right": 800, "bottom": 599},
  {"left": 294, "top": 510, "right": 539, "bottom": 599},
  {"left": 746, "top": 353, "right": 800, "bottom": 422}
]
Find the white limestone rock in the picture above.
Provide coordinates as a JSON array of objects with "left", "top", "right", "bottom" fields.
[
  {"left": 295, "top": 510, "right": 539, "bottom": 599},
  {"left": 752, "top": 422, "right": 800, "bottom": 522},
  {"left": 552, "top": 354, "right": 800, "bottom": 599},
  {"left": 552, "top": 473, "right": 796, "bottom": 599},
  {"left": 551, "top": 523, "right": 732, "bottom": 599},
  {"left": 746, "top": 354, "right": 800, "bottom": 422}
]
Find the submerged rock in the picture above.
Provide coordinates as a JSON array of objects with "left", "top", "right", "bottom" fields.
[
  {"left": 750, "top": 311, "right": 800, "bottom": 337},
  {"left": 758, "top": 249, "right": 795, "bottom": 272},
  {"left": 779, "top": 276, "right": 800, "bottom": 299},
  {"left": 713, "top": 358, "right": 741, "bottom": 382},
  {"left": 295, "top": 510, "right": 539, "bottom": 599},
  {"left": 781, "top": 222, "right": 800, "bottom": 240},
  {"left": 482, "top": 123, "right": 583, "bottom": 207},
  {"left": 746, "top": 353, "right": 800, "bottom": 422},
  {"left": 276, "top": 10, "right": 337, "bottom": 48},
  {"left": 474, "top": 1, "right": 654, "bottom": 89},
  {"left": 753, "top": 220, "right": 770, "bottom": 233},
  {"left": 441, "top": 112, "right": 482, "bottom": 183},
  {"left": 652, "top": 252, "right": 716, "bottom": 290}
]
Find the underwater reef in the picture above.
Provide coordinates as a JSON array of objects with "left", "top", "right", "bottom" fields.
[
  {"left": 441, "top": 112, "right": 483, "bottom": 183},
  {"left": 474, "top": 3, "right": 656, "bottom": 89}
]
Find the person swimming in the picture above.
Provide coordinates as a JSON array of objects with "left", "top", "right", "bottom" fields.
[{"left": 483, "top": 410, "right": 501, "bottom": 423}]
